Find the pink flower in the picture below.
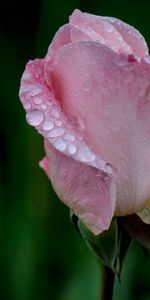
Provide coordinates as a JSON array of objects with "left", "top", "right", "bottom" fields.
[{"left": 19, "top": 9, "right": 150, "bottom": 235}]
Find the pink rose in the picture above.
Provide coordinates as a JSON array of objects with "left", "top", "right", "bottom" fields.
[{"left": 19, "top": 9, "right": 150, "bottom": 235}]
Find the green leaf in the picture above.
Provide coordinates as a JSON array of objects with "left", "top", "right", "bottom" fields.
[
  {"left": 78, "top": 218, "right": 118, "bottom": 271},
  {"left": 117, "top": 219, "right": 132, "bottom": 279}
]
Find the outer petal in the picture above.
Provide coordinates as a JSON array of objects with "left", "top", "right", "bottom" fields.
[
  {"left": 70, "top": 9, "right": 132, "bottom": 54},
  {"left": 19, "top": 58, "right": 114, "bottom": 171},
  {"left": 43, "top": 141, "right": 116, "bottom": 235},
  {"left": 70, "top": 9, "right": 148, "bottom": 57},
  {"left": 39, "top": 156, "right": 49, "bottom": 177},
  {"left": 19, "top": 57, "right": 116, "bottom": 235},
  {"left": 45, "top": 24, "right": 71, "bottom": 89},
  {"left": 102, "top": 16, "right": 148, "bottom": 57},
  {"left": 51, "top": 41, "right": 150, "bottom": 216},
  {"left": 47, "top": 24, "right": 71, "bottom": 58}
]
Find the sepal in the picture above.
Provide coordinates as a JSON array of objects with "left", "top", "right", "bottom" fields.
[
  {"left": 78, "top": 218, "right": 118, "bottom": 272},
  {"left": 121, "top": 214, "right": 150, "bottom": 249}
]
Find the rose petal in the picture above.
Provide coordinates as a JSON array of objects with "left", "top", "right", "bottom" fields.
[
  {"left": 51, "top": 41, "right": 150, "bottom": 216},
  {"left": 45, "top": 24, "right": 71, "bottom": 89},
  {"left": 44, "top": 141, "right": 116, "bottom": 235},
  {"left": 39, "top": 156, "right": 49, "bottom": 177},
  {"left": 102, "top": 16, "right": 148, "bottom": 57},
  {"left": 19, "top": 57, "right": 117, "bottom": 234},
  {"left": 47, "top": 24, "right": 71, "bottom": 57},
  {"left": 19, "top": 58, "right": 114, "bottom": 174},
  {"left": 70, "top": 9, "right": 132, "bottom": 54}
]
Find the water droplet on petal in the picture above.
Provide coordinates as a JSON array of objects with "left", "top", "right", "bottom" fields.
[
  {"left": 22, "top": 72, "right": 31, "bottom": 81},
  {"left": 104, "top": 23, "right": 114, "bottom": 32},
  {"left": 47, "top": 128, "right": 65, "bottom": 138},
  {"left": 64, "top": 133, "right": 75, "bottom": 142},
  {"left": 105, "top": 163, "right": 118, "bottom": 175},
  {"left": 26, "top": 110, "right": 44, "bottom": 126},
  {"left": 68, "top": 144, "right": 77, "bottom": 154},
  {"left": 114, "top": 55, "right": 129, "bottom": 67},
  {"left": 34, "top": 97, "right": 42, "bottom": 104},
  {"left": 55, "top": 120, "right": 62, "bottom": 127},
  {"left": 41, "top": 104, "right": 47, "bottom": 110},
  {"left": 77, "top": 147, "right": 96, "bottom": 163},
  {"left": 19, "top": 85, "right": 27, "bottom": 94},
  {"left": 51, "top": 108, "right": 60, "bottom": 118},
  {"left": 134, "top": 56, "right": 141, "bottom": 63},
  {"left": 29, "top": 86, "right": 42, "bottom": 96},
  {"left": 46, "top": 100, "right": 52, "bottom": 106},
  {"left": 23, "top": 102, "right": 31, "bottom": 110},
  {"left": 117, "top": 36, "right": 123, "bottom": 41},
  {"left": 143, "top": 56, "right": 150, "bottom": 64},
  {"left": 42, "top": 120, "right": 54, "bottom": 131},
  {"left": 70, "top": 116, "right": 84, "bottom": 139},
  {"left": 54, "top": 140, "right": 67, "bottom": 151}
]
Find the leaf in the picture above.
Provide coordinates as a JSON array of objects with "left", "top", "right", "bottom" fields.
[
  {"left": 117, "top": 219, "right": 132, "bottom": 279},
  {"left": 78, "top": 218, "right": 118, "bottom": 271}
]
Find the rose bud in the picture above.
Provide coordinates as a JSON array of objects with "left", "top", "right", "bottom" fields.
[{"left": 19, "top": 9, "right": 150, "bottom": 235}]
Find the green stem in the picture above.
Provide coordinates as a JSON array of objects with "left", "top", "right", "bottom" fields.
[{"left": 100, "top": 265, "right": 115, "bottom": 300}]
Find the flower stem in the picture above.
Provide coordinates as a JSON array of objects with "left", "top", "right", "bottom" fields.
[{"left": 100, "top": 265, "right": 115, "bottom": 300}]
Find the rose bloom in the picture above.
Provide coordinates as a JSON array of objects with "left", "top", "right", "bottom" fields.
[{"left": 19, "top": 9, "right": 150, "bottom": 235}]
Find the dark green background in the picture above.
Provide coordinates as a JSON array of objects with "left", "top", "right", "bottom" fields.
[{"left": 1, "top": 0, "right": 150, "bottom": 299}]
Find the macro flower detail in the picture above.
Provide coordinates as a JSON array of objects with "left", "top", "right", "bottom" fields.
[{"left": 19, "top": 9, "right": 150, "bottom": 235}]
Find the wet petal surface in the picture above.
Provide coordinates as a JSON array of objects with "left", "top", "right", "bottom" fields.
[
  {"left": 51, "top": 41, "right": 150, "bottom": 216},
  {"left": 19, "top": 58, "right": 116, "bottom": 235},
  {"left": 41, "top": 142, "right": 116, "bottom": 235}
]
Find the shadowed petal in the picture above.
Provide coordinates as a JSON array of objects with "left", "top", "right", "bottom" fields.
[
  {"left": 43, "top": 141, "right": 116, "bottom": 235},
  {"left": 138, "top": 207, "right": 150, "bottom": 224}
]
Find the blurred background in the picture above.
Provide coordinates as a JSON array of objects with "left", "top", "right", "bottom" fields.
[{"left": 1, "top": 0, "right": 150, "bottom": 299}]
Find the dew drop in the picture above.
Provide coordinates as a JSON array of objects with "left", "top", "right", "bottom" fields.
[
  {"left": 22, "top": 72, "right": 31, "bottom": 81},
  {"left": 51, "top": 108, "right": 60, "bottom": 118},
  {"left": 41, "top": 104, "right": 47, "bottom": 110},
  {"left": 26, "top": 110, "right": 44, "bottom": 126},
  {"left": 77, "top": 147, "right": 96, "bottom": 163},
  {"left": 19, "top": 85, "right": 27, "bottom": 94},
  {"left": 117, "top": 35, "right": 123, "bottom": 41},
  {"left": 71, "top": 116, "right": 84, "bottom": 139},
  {"left": 114, "top": 56, "right": 129, "bottom": 67},
  {"left": 64, "top": 133, "right": 75, "bottom": 142},
  {"left": 47, "top": 128, "right": 65, "bottom": 138},
  {"left": 54, "top": 140, "right": 67, "bottom": 151},
  {"left": 34, "top": 97, "right": 42, "bottom": 105},
  {"left": 135, "top": 56, "right": 141, "bottom": 63},
  {"left": 68, "top": 144, "right": 77, "bottom": 154},
  {"left": 46, "top": 100, "right": 52, "bottom": 106},
  {"left": 29, "top": 86, "right": 42, "bottom": 96},
  {"left": 105, "top": 163, "right": 118, "bottom": 175},
  {"left": 42, "top": 120, "right": 54, "bottom": 131},
  {"left": 55, "top": 120, "right": 62, "bottom": 127},
  {"left": 143, "top": 56, "right": 150, "bottom": 64},
  {"left": 104, "top": 23, "right": 114, "bottom": 32},
  {"left": 23, "top": 102, "right": 31, "bottom": 110}
]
